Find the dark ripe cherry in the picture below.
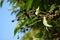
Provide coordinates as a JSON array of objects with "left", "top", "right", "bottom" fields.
[
  {"left": 22, "top": 30, "right": 25, "bottom": 33},
  {"left": 17, "top": 35, "right": 19, "bottom": 39},
  {"left": 20, "top": 27, "right": 23, "bottom": 29},
  {"left": 17, "top": 18, "right": 19, "bottom": 21},
  {"left": 20, "top": 27, "right": 25, "bottom": 32},
  {"left": 11, "top": 20, "right": 14, "bottom": 22},
  {"left": 26, "top": 28, "right": 28, "bottom": 31}
]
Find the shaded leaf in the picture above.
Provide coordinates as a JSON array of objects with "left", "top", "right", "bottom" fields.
[
  {"left": 40, "top": 36, "right": 44, "bottom": 40},
  {"left": 28, "top": 17, "right": 37, "bottom": 26},
  {"left": 21, "top": 29, "right": 40, "bottom": 40},
  {"left": 16, "top": 12, "right": 24, "bottom": 17},
  {"left": 0, "top": 0, "right": 4, "bottom": 7},
  {"left": 14, "top": 19, "right": 29, "bottom": 36}
]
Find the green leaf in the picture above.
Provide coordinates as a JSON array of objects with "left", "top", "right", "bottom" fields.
[
  {"left": 55, "top": 18, "right": 60, "bottom": 27},
  {"left": 9, "top": 0, "right": 16, "bottom": 3},
  {"left": 32, "top": 0, "right": 41, "bottom": 9},
  {"left": 43, "top": 16, "right": 52, "bottom": 27},
  {"left": 49, "top": 4, "right": 56, "bottom": 13},
  {"left": 16, "top": 12, "right": 24, "bottom": 17},
  {"left": 35, "top": 32, "right": 43, "bottom": 38},
  {"left": 25, "top": 0, "right": 33, "bottom": 11},
  {"left": 14, "top": 19, "right": 29, "bottom": 36},
  {"left": 14, "top": 17, "right": 37, "bottom": 36},
  {"left": 8, "top": 6, "right": 17, "bottom": 10},
  {"left": 35, "top": 6, "right": 40, "bottom": 15},
  {"left": 0, "top": 0, "right": 4, "bottom": 7},
  {"left": 14, "top": 22, "right": 20, "bottom": 36},
  {"left": 40, "top": 36, "right": 44, "bottom": 40},
  {"left": 28, "top": 17, "right": 37, "bottom": 25}
]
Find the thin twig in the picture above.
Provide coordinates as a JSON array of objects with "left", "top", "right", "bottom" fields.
[{"left": 28, "top": 20, "right": 41, "bottom": 26}]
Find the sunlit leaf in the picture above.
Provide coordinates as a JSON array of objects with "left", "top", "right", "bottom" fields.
[
  {"left": 14, "top": 22, "right": 20, "bottom": 36},
  {"left": 25, "top": 0, "right": 33, "bottom": 11},
  {"left": 49, "top": 4, "right": 56, "bottom": 13},
  {"left": 8, "top": 6, "right": 17, "bottom": 10},
  {"left": 35, "top": 6, "right": 40, "bottom": 15},
  {"left": 43, "top": 16, "right": 52, "bottom": 27}
]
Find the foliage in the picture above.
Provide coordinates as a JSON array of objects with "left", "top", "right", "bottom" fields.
[
  {"left": 0, "top": 0, "right": 4, "bottom": 7},
  {"left": 0, "top": 0, "right": 60, "bottom": 40}
]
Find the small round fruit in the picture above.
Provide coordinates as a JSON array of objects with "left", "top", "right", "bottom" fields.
[
  {"left": 11, "top": 20, "right": 14, "bottom": 22},
  {"left": 17, "top": 35, "right": 19, "bottom": 39},
  {"left": 26, "top": 28, "right": 28, "bottom": 31},
  {"left": 20, "top": 27, "right": 23, "bottom": 29},
  {"left": 21, "top": 29, "right": 25, "bottom": 33},
  {"left": 17, "top": 19, "right": 19, "bottom": 21}
]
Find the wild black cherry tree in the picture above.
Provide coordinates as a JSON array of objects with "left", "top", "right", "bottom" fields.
[{"left": 0, "top": 0, "right": 60, "bottom": 40}]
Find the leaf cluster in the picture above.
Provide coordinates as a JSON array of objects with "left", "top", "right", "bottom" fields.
[{"left": 0, "top": 0, "right": 60, "bottom": 40}]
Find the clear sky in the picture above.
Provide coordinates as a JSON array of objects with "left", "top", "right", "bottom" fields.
[{"left": 0, "top": 0, "right": 24, "bottom": 40}]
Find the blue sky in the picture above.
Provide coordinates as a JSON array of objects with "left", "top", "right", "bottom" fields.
[{"left": 0, "top": 0, "right": 24, "bottom": 40}]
